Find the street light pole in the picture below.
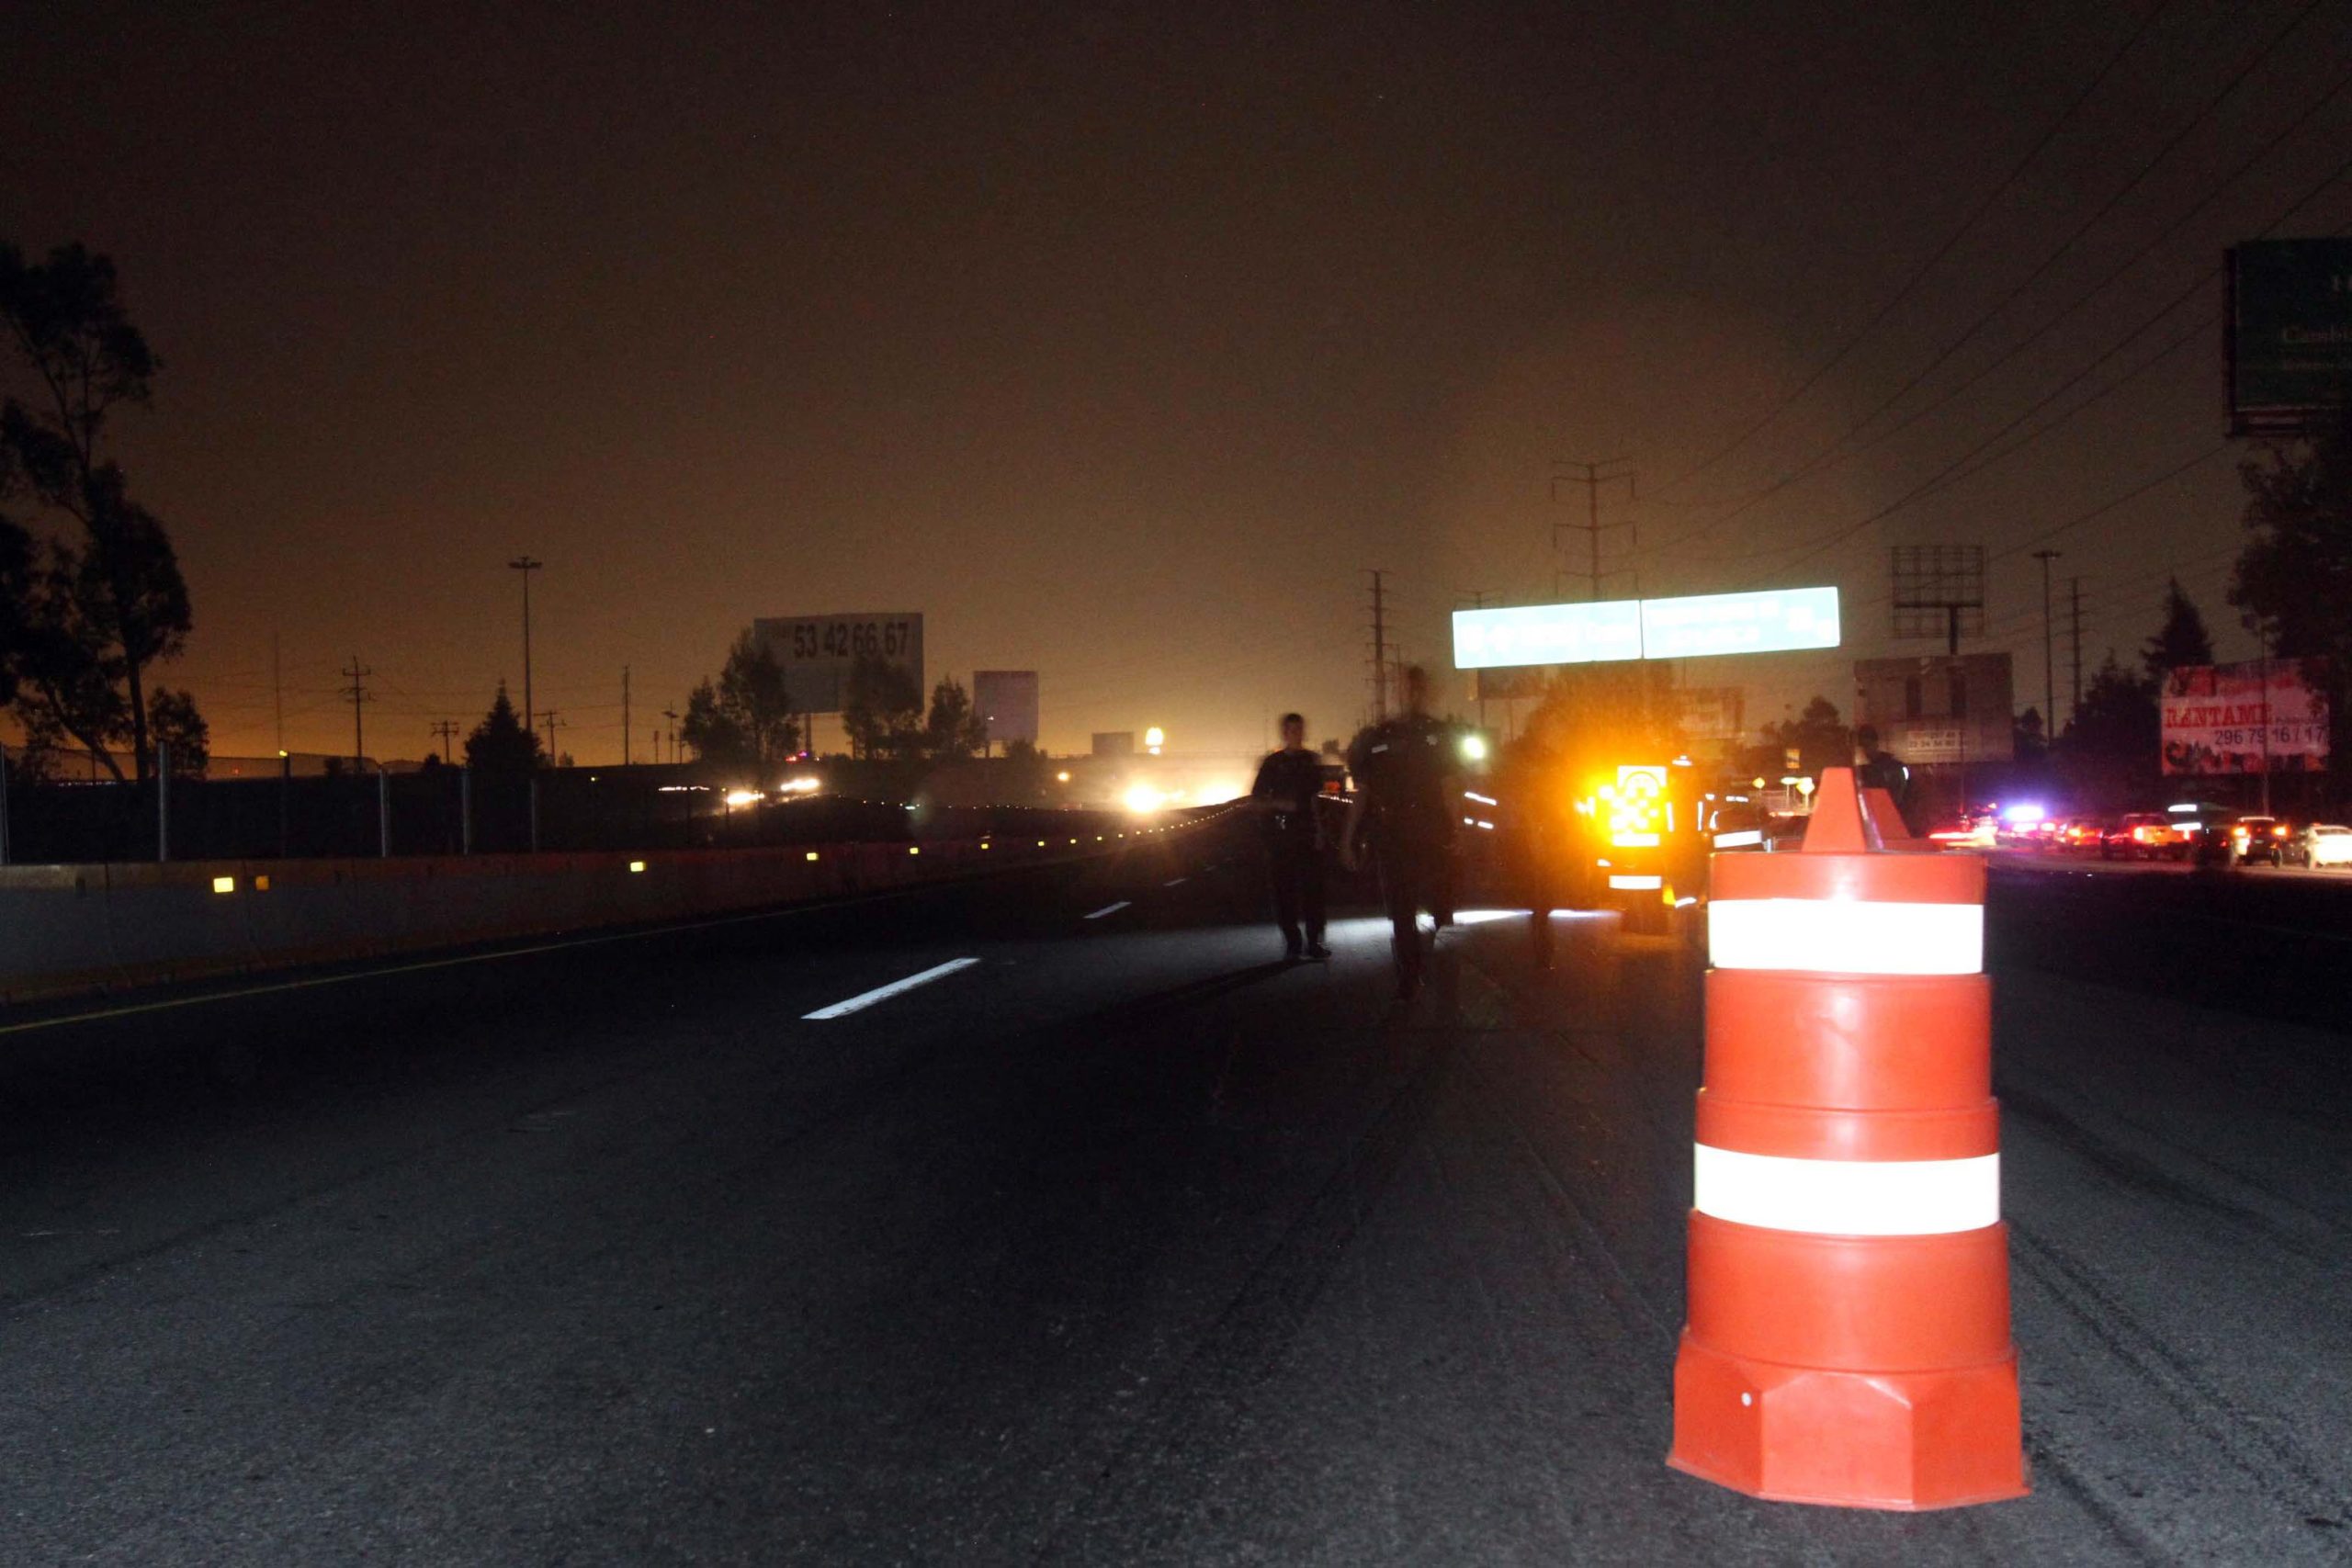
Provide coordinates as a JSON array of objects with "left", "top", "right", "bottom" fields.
[{"left": 508, "top": 556, "right": 543, "bottom": 736}]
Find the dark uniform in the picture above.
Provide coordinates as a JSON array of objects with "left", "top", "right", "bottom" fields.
[
  {"left": 1511, "top": 770, "right": 1586, "bottom": 972},
  {"left": 1859, "top": 747, "right": 1916, "bottom": 836},
  {"left": 1250, "top": 745, "right": 1328, "bottom": 957},
  {"left": 1347, "top": 714, "right": 1457, "bottom": 994}
]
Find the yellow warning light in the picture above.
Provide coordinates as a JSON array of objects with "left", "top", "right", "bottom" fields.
[
  {"left": 628, "top": 860, "right": 646, "bottom": 873},
  {"left": 806, "top": 851, "right": 820, "bottom": 862},
  {"left": 210, "top": 875, "right": 235, "bottom": 895}
]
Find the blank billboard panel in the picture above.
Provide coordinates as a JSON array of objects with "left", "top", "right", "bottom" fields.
[{"left": 973, "top": 670, "right": 1039, "bottom": 748}]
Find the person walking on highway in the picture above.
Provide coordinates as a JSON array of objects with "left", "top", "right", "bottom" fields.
[
  {"left": 1855, "top": 726, "right": 1917, "bottom": 836},
  {"left": 1341, "top": 665, "right": 1459, "bottom": 1001},
  {"left": 1250, "top": 712, "right": 1329, "bottom": 961}
]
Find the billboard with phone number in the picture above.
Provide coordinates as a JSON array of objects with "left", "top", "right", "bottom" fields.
[
  {"left": 2160, "top": 658, "right": 2330, "bottom": 774},
  {"left": 752, "top": 613, "right": 923, "bottom": 716}
]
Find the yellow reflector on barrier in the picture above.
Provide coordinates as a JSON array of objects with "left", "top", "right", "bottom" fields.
[
  {"left": 909, "top": 846, "right": 920, "bottom": 855},
  {"left": 210, "top": 876, "right": 234, "bottom": 895},
  {"left": 254, "top": 875, "right": 270, "bottom": 891},
  {"left": 806, "top": 852, "right": 820, "bottom": 862},
  {"left": 628, "top": 861, "right": 646, "bottom": 873}
]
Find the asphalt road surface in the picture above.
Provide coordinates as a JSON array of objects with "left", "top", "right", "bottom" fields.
[{"left": 4, "top": 826, "right": 2347, "bottom": 1563}]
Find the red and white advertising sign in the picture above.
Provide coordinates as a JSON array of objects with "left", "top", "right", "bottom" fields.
[{"left": 2161, "top": 658, "right": 2330, "bottom": 775}]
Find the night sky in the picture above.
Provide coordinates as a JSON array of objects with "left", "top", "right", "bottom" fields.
[{"left": 6, "top": 1, "right": 2349, "bottom": 762}]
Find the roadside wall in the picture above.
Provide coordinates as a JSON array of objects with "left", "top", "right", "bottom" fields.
[{"left": 0, "top": 814, "right": 1215, "bottom": 1005}]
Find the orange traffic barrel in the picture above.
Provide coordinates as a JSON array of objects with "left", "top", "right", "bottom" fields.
[{"left": 1669, "top": 767, "right": 2026, "bottom": 1510}]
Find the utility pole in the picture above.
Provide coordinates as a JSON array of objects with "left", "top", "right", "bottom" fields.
[
  {"left": 272, "top": 631, "right": 285, "bottom": 757},
  {"left": 2258, "top": 618, "right": 2274, "bottom": 817},
  {"left": 662, "top": 706, "right": 680, "bottom": 765},
  {"left": 430, "top": 717, "right": 461, "bottom": 762},
  {"left": 542, "top": 709, "right": 563, "bottom": 764},
  {"left": 1366, "top": 570, "right": 1390, "bottom": 721},
  {"left": 622, "top": 665, "right": 631, "bottom": 766},
  {"left": 2067, "top": 576, "right": 2084, "bottom": 729},
  {"left": 508, "top": 556, "right": 543, "bottom": 735},
  {"left": 1551, "top": 459, "right": 1638, "bottom": 601},
  {"left": 342, "top": 656, "right": 371, "bottom": 768},
  {"left": 2032, "top": 549, "right": 2061, "bottom": 747}
]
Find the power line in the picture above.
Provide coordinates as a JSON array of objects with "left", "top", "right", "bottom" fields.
[
  {"left": 1686, "top": 61, "right": 2352, "bottom": 543},
  {"left": 1746, "top": 164, "right": 2350, "bottom": 579},
  {"left": 1655, "top": 24, "right": 2349, "bottom": 561},
  {"left": 1650, "top": 0, "right": 2177, "bottom": 499}
]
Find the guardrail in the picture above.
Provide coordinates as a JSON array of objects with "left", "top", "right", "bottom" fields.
[{"left": 0, "top": 812, "right": 1227, "bottom": 1006}]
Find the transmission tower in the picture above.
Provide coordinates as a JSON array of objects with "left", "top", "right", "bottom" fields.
[{"left": 1551, "top": 460, "right": 1638, "bottom": 601}]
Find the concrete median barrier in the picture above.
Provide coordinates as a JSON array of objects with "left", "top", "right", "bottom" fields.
[{"left": 0, "top": 807, "right": 1236, "bottom": 1005}]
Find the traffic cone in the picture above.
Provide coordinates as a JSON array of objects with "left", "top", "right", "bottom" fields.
[{"left": 1669, "top": 767, "right": 2026, "bottom": 1509}]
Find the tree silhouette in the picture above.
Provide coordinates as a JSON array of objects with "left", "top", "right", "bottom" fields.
[
  {"left": 923, "top": 676, "right": 987, "bottom": 760},
  {"left": 1767, "top": 694, "right": 1852, "bottom": 775},
  {"left": 681, "top": 678, "right": 751, "bottom": 772},
  {"left": 2231, "top": 410, "right": 2352, "bottom": 762},
  {"left": 683, "top": 631, "right": 798, "bottom": 773},
  {"left": 149, "top": 686, "right": 208, "bottom": 773},
  {"left": 0, "top": 242, "right": 197, "bottom": 783},
  {"left": 2054, "top": 650, "right": 2158, "bottom": 806},
  {"left": 463, "top": 682, "right": 543, "bottom": 772},
  {"left": 842, "top": 652, "right": 922, "bottom": 760},
  {"left": 2141, "top": 577, "right": 2214, "bottom": 681}
]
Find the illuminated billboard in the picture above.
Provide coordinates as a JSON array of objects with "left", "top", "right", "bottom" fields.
[
  {"left": 2161, "top": 658, "right": 2330, "bottom": 775},
  {"left": 1453, "top": 587, "right": 1839, "bottom": 670}
]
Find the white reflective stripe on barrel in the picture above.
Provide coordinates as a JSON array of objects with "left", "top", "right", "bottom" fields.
[
  {"left": 1694, "top": 1145, "right": 2000, "bottom": 1235},
  {"left": 1708, "top": 897, "right": 1982, "bottom": 975}
]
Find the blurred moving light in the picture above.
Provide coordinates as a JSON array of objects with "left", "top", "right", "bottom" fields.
[
  {"left": 1125, "top": 784, "right": 1166, "bottom": 814},
  {"left": 724, "top": 788, "right": 763, "bottom": 807}
]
